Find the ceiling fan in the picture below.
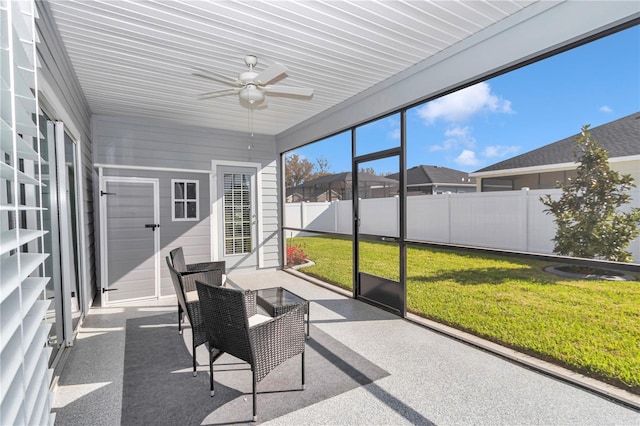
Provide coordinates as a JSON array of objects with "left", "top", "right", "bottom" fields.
[{"left": 192, "top": 55, "right": 314, "bottom": 107}]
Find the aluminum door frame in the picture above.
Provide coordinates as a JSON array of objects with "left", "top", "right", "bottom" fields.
[
  {"left": 55, "top": 122, "right": 86, "bottom": 341},
  {"left": 44, "top": 120, "right": 65, "bottom": 353},
  {"left": 352, "top": 117, "right": 407, "bottom": 316},
  {"left": 99, "top": 176, "right": 160, "bottom": 305}
]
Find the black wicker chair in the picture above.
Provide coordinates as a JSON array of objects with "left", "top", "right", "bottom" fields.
[
  {"left": 195, "top": 280, "right": 306, "bottom": 422},
  {"left": 166, "top": 256, "right": 223, "bottom": 376},
  {"left": 169, "top": 247, "right": 226, "bottom": 333}
]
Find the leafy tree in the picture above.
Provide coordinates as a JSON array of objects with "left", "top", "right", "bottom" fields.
[
  {"left": 285, "top": 154, "right": 314, "bottom": 187},
  {"left": 540, "top": 125, "right": 640, "bottom": 262}
]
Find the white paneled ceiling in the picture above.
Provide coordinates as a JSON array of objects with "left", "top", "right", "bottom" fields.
[{"left": 45, "top": 0, "right": 535, "bottom": 136}]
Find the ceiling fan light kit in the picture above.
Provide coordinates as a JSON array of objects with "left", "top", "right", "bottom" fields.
[
  {"left": 193, "top": 55, "right": 314, "bottom": 108},
  {"left": 238, "top": 84, "right": 264, "bottom": 105}
]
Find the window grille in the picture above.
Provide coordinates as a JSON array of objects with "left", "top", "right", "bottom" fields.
[{"left": 172, "top": 179, "right": 199, "bottom": 221}]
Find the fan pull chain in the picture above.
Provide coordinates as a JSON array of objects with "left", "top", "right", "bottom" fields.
[{"left": 248, "top": 107, "right": 254, "bottom": 137}]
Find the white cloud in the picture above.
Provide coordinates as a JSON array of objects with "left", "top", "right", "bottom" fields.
[
  {"left": 386, "top": 116, "right": 400, "bottom": 127},
  {"left": 455, "top": 150, "right": 479, "bottom": 167},
  {"left": 445, "top": 126, "right": 476, "bottom": 147},
  {"left": 430, "top": 126, "right": 476, "bottom": 152},
  {"left": 429, "top": 139, "right": 456, "bottom": 152},
  {"left": 482, "top": 145, "right": 520, "bottom": 159},
  {"left": 388, "top": 128, "right": 400, "bottom": 140},
  {"left": 417, "top": 82, "right": 513, "bottom": 124},
  {"left": 600, "top": 105, "right": 613, "bottom": 113}
]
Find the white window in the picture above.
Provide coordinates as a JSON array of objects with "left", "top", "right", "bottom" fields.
[{"left": 172, "top": 179, "right": 199, "bottom": 221}]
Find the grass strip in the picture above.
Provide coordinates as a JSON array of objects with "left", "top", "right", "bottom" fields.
[{"left": 288, "top": 236, "right": 640, "bottom": 393}]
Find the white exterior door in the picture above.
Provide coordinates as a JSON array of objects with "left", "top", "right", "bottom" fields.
[
  {"left": 101, "top": 177, "right": 159, "bottom": 304},
  {"left": 216, "top": 166, "right": 259, "bottom": 271}
]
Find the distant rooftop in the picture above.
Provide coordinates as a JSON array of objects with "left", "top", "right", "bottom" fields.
[
  {"left": 388, "top": 165, "right": 475, "bottom": 186},
  {"left": 474, "top": 112, "right": 640, "bottom": 173}
]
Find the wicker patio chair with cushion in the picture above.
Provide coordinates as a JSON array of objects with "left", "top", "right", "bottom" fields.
[
  {"left": 195, "top": 280, "right": 306, "bottom": 422},
  {"left": 166, "top": 256, "right": 223, "bottom": 376}
]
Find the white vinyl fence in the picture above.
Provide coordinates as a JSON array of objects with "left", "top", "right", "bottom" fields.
[{"left": 284, "top": 188, "right": 640, "bottom": 263}]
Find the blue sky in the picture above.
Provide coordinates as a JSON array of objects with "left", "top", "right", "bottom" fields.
[{"left": 287, "top": 25, "right": 639, "bottom": 175}]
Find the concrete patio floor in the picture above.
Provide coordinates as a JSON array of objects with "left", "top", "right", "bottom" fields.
[{"left": 51, "top": 270, "right": 640, "bottom": 425}]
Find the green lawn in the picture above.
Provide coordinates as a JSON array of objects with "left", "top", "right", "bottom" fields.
[{"left": 288, "top": 236, "right": 640, "bottom": 393}]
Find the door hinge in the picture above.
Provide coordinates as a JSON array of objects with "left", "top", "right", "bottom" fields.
[{"left": 100, "top": 191, "right": 116, "bottom": 196}]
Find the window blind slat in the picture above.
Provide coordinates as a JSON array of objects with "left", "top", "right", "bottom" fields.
[{"left": 1, "top": 1, "right": 52, "bottom": 423}]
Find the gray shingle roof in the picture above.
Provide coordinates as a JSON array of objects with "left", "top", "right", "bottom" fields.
[
  {"left": 474, "top": 112, "right": 640, "bottom": 173},
  {"left": 388, "top": 165, "right": 475, "bottom": 185}
]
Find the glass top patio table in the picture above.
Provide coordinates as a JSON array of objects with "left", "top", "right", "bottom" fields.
[{"left": 255, "top": 287, "right": 310, "bottom": 337}]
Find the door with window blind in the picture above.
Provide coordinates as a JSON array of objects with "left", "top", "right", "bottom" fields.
[{"left": 217, "top": 166, "right": 258, "bottom": 270}]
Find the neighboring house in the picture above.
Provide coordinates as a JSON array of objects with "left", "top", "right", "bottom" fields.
[
  {"left": 471, "top": 112, "right": 640, "bottom": 191},
  {"left": 287, "top": 172, "right": 399, "bottom": 202},
  {"left": 286, "top": 191, "right": 304, "bottom": 203},
  {"left": 387, "top": 165, "right": 476, "bottom": 195},
  {"left": 286, "top": 188, "right": 342, "bottom": 202}
]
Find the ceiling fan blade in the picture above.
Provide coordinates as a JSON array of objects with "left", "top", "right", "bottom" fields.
[
  {"left": 264, "top": 85, "right": 314, "bottom": 97},
  {"left": 191, "top": 67, "right": 241, "bottom": 86},
  {"left": 255, "top": 62, "right": 288, "bottom": 85},
  {"left": 197, "top": 88, "right": 239, "bottom": 100}
]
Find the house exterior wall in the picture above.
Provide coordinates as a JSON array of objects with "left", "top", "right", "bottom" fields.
[
  {"left": 475, "top": 158, "right": 640, "bottom": 192},
  {"left": 93, "top": 114, "right": 281, "bottom": 271},
  {"left": 611, "top": 157, "right": 640, "bottom": 183}
]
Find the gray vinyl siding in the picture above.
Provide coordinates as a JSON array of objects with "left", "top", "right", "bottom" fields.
[
  {"left": 93, "top": 115, "right": 276, "bottom": 169},
  {"left": 94, "top": 114, "right": 281, "bottom": 271},
  {"left": 36, "top": 2, "right": 96, "bottom": 312}
]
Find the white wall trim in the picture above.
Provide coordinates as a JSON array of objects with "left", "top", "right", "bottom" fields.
[
  {"left": 470, "top": 162, "right": 579, "bottom": 178},
  {"left": 95, "top": 163, "right": 211, "bottom": 174},
  {"left": 470, "top": 155, "right": 640, "bottom": 178},
  {"left": 211, "top": 160, "right": 264, "bottom": 268},
  {"left": 610, "top": 154, "right": 640, "bottom": 163}
]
